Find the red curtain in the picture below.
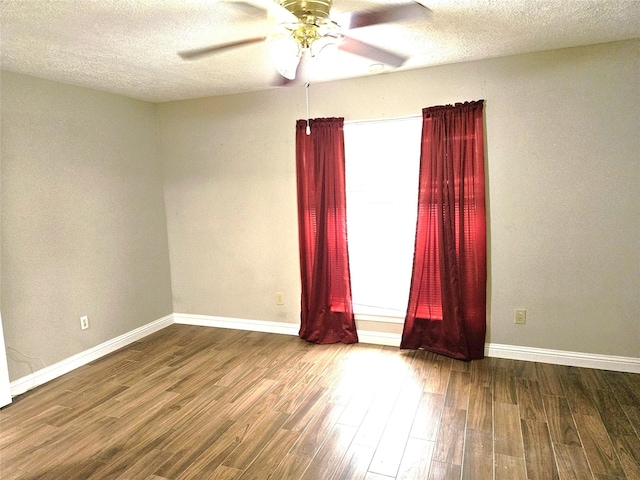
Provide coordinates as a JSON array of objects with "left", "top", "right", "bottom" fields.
[
  {"left": 401, "top": 101, "right": 486, "bottom": 360},
  {"left": 296, "top": 118, "right": 358, "bottom": 344}
]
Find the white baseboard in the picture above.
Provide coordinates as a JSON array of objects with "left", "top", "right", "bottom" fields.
[
  {"left": 174, "top": 313, "right": 300, "bottom": 336},
  {"left": 10, "top": 314, "right": 638, "bottom": 397},
  {"left": 176, "top": 313, "right": 639, "bottom": 373},
  {"left": 174, "top": 312, "right": 403, "bottom": 347},
  {"left": 486, "top": 343, "right": 640, "bottom": 374},
  {"left": 10, "top": 314, "right": 174, "bottom": 397}
]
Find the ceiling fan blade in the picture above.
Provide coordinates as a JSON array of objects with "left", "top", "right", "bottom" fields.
[
  {"left": 179, "top": 36, "right": 267, "bottom": 60},
  {"left": 339, "top": 36, "right": 407, "bottom": 68},
  {"left": 346, "top": 2, "right": 431, "bottom": 30},
  {"left": 219, "top": 0, "right": 270, "bottom": 19},
  {"left": 231, "top": 0, "right": 298, "bottom": 23}
]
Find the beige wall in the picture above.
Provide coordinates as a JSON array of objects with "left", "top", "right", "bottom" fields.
[
  {"left": 157, "top": 39, "right": 639, "bottom": 358},
  {"left": 157, "top": 92, "right": 302, "bottom": 325},
  {"left": 1, "top": 72, "right": 173, "bottom": 381}
]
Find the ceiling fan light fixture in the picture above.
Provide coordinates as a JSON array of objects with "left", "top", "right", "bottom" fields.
[
  {"left": 369, "top": 63, "right": 384, "bottom": 74},
  {"left": 312, "top": 35, "right": 339, "bottom": 59},
  {"left": 312, "top": 37, "right": 340, "bottom": 75},
  {"left": 269, "top": 34, "right": 302, "bottom": 79}
]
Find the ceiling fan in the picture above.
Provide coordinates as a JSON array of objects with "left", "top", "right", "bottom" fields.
[{"left": 179, "top": 0, "right": 431, "bottom": 83}]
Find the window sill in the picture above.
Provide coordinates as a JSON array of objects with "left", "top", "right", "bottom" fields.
[{"left": 354, "top": 312, "right": 405, "bottom": 324}]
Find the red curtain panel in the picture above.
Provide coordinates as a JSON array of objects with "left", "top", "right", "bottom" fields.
[
  {"left": 296, "top": 118, "right": 359, "bottom": 344},
  {"left": 401, "top": 101, "right": 487, "bottom": 360}
]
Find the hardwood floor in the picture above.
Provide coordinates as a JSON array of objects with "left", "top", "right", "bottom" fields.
[{"left": 1, "top": 324, "right": 639, "bottom": 479}]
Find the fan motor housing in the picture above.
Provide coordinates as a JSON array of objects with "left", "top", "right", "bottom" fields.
[{"left": 278, "top": 0, "right": 333, "bottom": 21}]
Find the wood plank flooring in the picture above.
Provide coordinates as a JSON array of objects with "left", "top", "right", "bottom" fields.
[{"left": 1, "top": 324, "right": 639, "bottom": 479}]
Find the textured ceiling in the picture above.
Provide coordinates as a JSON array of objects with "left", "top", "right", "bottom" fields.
[{"left": 1, "top": 0, "right": 639, "bottom": 103}]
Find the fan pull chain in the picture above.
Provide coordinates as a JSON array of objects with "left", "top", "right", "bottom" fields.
[
  {"left": 305, "top": 80, "right": 311, "bottom": 135},
  {"left": 305, "top": 54, "right": 311, "bottom": 135}
]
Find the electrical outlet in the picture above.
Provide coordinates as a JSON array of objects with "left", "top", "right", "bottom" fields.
[
  {"left": 80, "top": 315, "right": 89, "bottom": 330},
  {"left": 514, "top": 309, "right": 526, "bottom": 325},
  {"left": 276, "top": 292, "right": 284, "bottom": 305}
]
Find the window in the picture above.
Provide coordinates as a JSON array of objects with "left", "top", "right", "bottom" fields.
[{"left": 344, "top": 116, "right": 422, "bottom": 321}]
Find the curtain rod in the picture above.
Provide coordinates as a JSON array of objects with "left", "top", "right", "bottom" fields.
[{"left": 344, "top": 113, "right": 421, "bottom": 125}]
